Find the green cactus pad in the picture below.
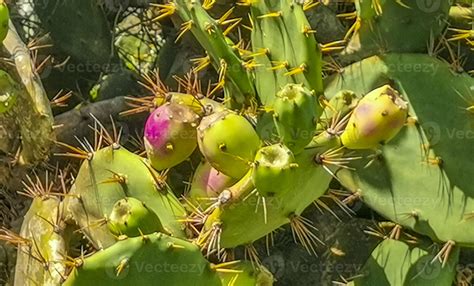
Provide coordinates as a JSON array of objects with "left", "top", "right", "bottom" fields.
[
  {"left": 343, "top": 0, "right": 451, "bottom": 61},
  {"left": 250, "top": 0, "right": 323, "bottom": 106},
  {"left": 197, "top": 109, "right": 261, "bottom": 179},
  {"left": 173, "top": 0, "right": 255, "bottom": 107},
  {"left": 65, "top": 146, "right": 186, "bottom": 249},
  {"left": 63, "top": 233, "right": 222, "bottom": 286},
  {"left": 325, "top": 53, "right": 474, "bottom": 247},
  {"left": 273, "top": 84, "right": 319, "bottom": 153},
  {"left": 348, "top": 239, "right": 459, "bottom": 286},
  {"left": 107, "top": 197, "right": 165, "bottom": 237}
]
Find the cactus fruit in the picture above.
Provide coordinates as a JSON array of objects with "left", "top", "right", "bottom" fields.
[
  {"left": 0, "top": 2, "right": 8, "bottom": 43},
  {"left": 252, "top": 144, "right": 297, "bottom": 197},
  {"left": 348, "top": 238, "right": 459, "bottom": 286},
  {"left": 144, "top": 102, "right": 200, "bottom": 170},
  {"left": 63, "top": 233, "right": 222, "bottom": 286},
  {"left": 187, "top": 161, "right": 237, "bottom": 207},
  {"left": 273, "top": 84, "right": 320, "bottom": 153},
  {"left": 107, "top": 197, "right": 166, "bottom": 237},
  {"left": 197, "top": 109, "right": 261, "bottom": 179},
  {"left": 65, "top": 146, "right": 186, "bottom": 249},
  {"left": 340, "top": 85, "right": 408, "bottom": 150}
]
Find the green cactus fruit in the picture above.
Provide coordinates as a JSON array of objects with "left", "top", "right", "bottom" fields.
[
  {"left": 218, "top": 262, "right": 274, "bottom": 286},
  {"left": 348, "top": 238, "right": 459, "bottom": 286},
  {"left": 340, "top": 85, "right": 408, "bottom": 150},
  {"left": 0, "top": 2, "right": 8, "bottom": 43},
  {"left": 188, "top": 161, "right": 237, "bottom": 208},
  {"left": 252, "top": 144, "right": 297, "bottom": 197},
  {"left": 63, "top": 233, "right": 222, "bottom": 286},
  {"left": 197, "top": 109, "right": 261, "bottom": 179},
  {"left": 144, "top": 102, "right": 200, "bottom": 171},
  {"left": 65, "top": 146, "right": 186, "bottom": 249},
  {"left": 273, "top": 84, "right": 319, "bottom": 153},
  {"left": 107, "top": 197, "right": 165, "bottom": 237}
]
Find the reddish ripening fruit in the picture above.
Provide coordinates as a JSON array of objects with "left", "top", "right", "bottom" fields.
[
  {"left": 144, "top": 102, "right": 200, "bottom": 170},
  {"left": 341, "top": 85, "right": 408, "bottom": 149}
]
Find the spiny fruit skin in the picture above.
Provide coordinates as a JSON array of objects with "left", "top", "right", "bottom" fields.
[
  {"left": 253, "top": 144, "right": 297, "bottom": 197},
  {"left": 341, "top": 85, "right": 408, "bottom": 149},
  {"left": 188, "top": 161, "right": 237, "bottom": 207},
  {"left": 107, "top": 197, "right": 165, "bottom": 237},
  {"left": 273, "top": 84, "right": 319, "bottom": 154},
  {"left": 0, "top": 3, "right": 8, "bottom": 43},
  {"left": 63, "top": 233, "right": 222, "bottom": 286},
  {"left": 144, "top": 102, "right": 200, "bottom": 170},
  {"left": 197, "top": 109, "right": 261, "bottom": 179}
]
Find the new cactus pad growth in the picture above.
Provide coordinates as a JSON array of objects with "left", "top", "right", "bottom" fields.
[
  {"left": 197, "top": 109, "right": 261, "bottom": 179},
  {"left": 273, "top": 84, "right": 319, "bottom": 153},
  {"left": 340, "top": 85, "right": 408, "bottom": 149},
  {"left": 107, "top": 197, "right": 165, "bottom": 237},
  {"left": 144, "top": 102, "right": 200, "bottom": 170}
]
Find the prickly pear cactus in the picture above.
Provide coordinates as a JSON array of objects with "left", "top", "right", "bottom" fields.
[
  {"left": 348, "top": 238, "right": 459, "bottom": 286},
  {"left": 326, "top": 54, "right": 474, "bottom": 247},
  {"left": 65, "top": 146, "right": 187, "bottom": 249},
  {"left": 63, "top": 233, "right": 222, "bottom": 286}
]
